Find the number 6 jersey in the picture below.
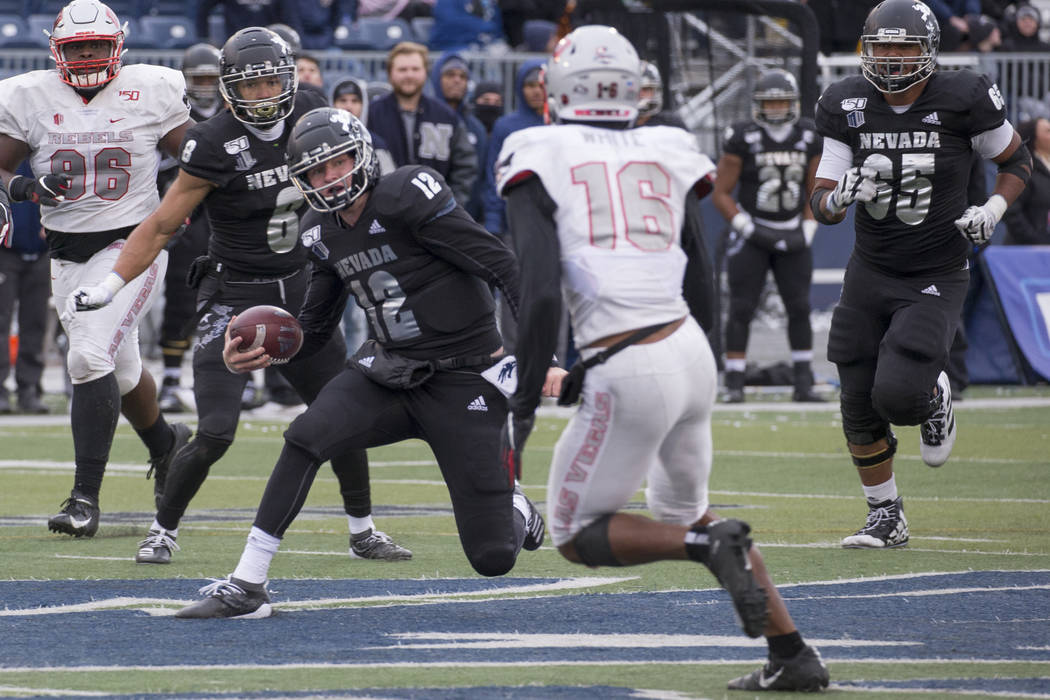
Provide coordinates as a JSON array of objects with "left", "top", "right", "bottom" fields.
[
  {"left": 0, "top": 64, "right": 189, "bottom": 234},
  {"left": 816, "top": 70, "right": 1007, "bottom": 275},
  {"left": 496, "top": 123, "right": 715, "bottom": 348}
]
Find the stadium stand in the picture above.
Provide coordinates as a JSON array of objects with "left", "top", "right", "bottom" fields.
[
  {"left": 23, "top": 14, "right": 56, "bottom": 49},
  {"left": 135, "top": 14, "right": 195, "bottom": 49},
  {"left": 333, "top": 17, "right": 413, "bottom": 51},
  {"left": 0, "top": 15, "right": 34, "bottom": 49}
]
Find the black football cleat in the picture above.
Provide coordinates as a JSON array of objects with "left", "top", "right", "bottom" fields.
[{"left": 48, "top": 490, "right": 100, "bottom": 538}]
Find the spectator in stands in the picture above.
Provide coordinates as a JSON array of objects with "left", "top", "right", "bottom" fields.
[
  {"left": 999, "top": 3, "right": 1050, "bottom": 51},
  {"left": 482, "top": 58, "right": 545, "bottom": 237},
  {"left": 298, "top": 0, "right": 352, "bottom": 50},
  {"left": 499, "top": 0, "right": 564, "bottom": 49},
  {"left": 296, "top": 53, "right": 325, "bottom": 88},
  {"left": 0, "top": 160, "right": 49, "bottom": 415},
  {"left": 960, "top": 12, "right": 1001, "bottom": 51},
  {"left": 367, "top": 41, "right": 478, "bottom": 206},
  {"left": 197, "top": 0, "right": 303, "bottom": 47},
  {"left": 804, "top": 0, "right": 880, "bottom": 53},
  {"left": 431, "top": 52, "right": 487, "bottom": 220},
  {"left": 925, "top": 0, "right": 982, "bottom": 51},
  {"left": 472, "top": 80, "right": 503, "bottom": 134},
  {"left": 1003, "top": 117, "right": 1050, "bottom": 245},
  {"left": 429, "top": 0, "right": 504, "bottom": 52}
]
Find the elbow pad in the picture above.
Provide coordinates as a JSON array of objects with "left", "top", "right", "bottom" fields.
[{"left": 998, "top": 142, "right": 1032, "bottom": 184}]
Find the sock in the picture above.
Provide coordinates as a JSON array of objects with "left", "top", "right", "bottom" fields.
[
  {"left": 348, "top": 515, "right": 375, "bottom": 535},
  {"left": 233, "top": 526, "right": 281, "bottom": 584},
  {"left": 862, "top": 476, "right": 898, "bottom": 506},
  {"left": 70, "top": 374, "right": 121, "bottom": 500},
  {"left": 151, "top": 518, "right": 177, "bottom": 538},
  {"left": 684, "top": 525, "right": 711, "bottom": 565},
  {"left": 725, "top": 358, "right": 746, "bottom": 373},
  {"left": 135, "top": 415, "right": 174, "bottom": 460},
  {"left": 768, "top": 631, "right": 805, "bottom": 659},
  {"left": 790, "top": 349, "right": 813, "bottom": 363},
  {"left": 162, "top": 368, "right": 181, "bottom": 386}
]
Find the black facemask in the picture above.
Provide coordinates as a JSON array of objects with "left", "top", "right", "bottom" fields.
[{"left": 474, "top": 103, "right": 502, "bottom": 132}]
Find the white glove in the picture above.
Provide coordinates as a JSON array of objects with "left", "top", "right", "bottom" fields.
[
  {"left": 827, "top": 166, "right": 878, "bottom": 215},
  {"left": 731, "top": 211, "right": 755, "bottom": 239},
  {"left": 954, "top": 194, "right": 1007, "bottom": 245},
  {"left": 802, "top": 219, "right": 818, "bottom": 247},
  {"left": 64, "top": 272, "right": 126, "bottom": 319}
]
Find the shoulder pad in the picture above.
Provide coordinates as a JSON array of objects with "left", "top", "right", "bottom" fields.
[
  {"left": 817, "top": 75, "right": 873, "bottom": 114},
  {"left": 371, "top": 165, "right": 454, "bottom": 227}
]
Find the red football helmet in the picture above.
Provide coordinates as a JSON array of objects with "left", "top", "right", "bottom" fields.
[{"left": 49, "top": 0, "right": 126, "bottom": 89}]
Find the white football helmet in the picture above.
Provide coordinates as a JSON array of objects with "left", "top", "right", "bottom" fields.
[
  {"left": 49, "top": 0, "right": 127, "bottom": 89},
  {"left": 545, "top": 25, "right": 640, "bottom": 125},
  {"left": 638, "top": 60, "right": 663, "bottom": 118}
]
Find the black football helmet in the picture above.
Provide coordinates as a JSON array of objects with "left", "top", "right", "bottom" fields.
[
  {"left": 860, "top": 0, "right": 940, "bottom": 94},
  {"left": 752, "top": 68, "right": 800, "bottom": 127},
  {"left": 181, "top": 42, "right": 221, "bottom": 111},
  {"left": 219, "top": 26, "right": 298, "bottom": 127},
  {"left": 266, "top": 23, "right": 301, "bottom": 56},
  {"left": 287, "top": 107, "right": 380, "bottom": 213}
]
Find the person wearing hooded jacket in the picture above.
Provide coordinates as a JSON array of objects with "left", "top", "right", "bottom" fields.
[
  {"left": 430, "top": 52, "right": 488, "bottom": 221},
  {"left": 482, "top": 58, "right": 546, "bottom": 237}
]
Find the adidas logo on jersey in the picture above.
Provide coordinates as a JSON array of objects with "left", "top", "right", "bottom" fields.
[
  {"left": 921, "top": 112, "right": 941, "bottom": 125},
  {"left": 368, "top": 220, "right": 386, "bottom": 235},
  {"left": 467, "top": 396, "right": 488, "bottom": 412},
  {"left": 358, "top": 355, "right": 375, "bottom": 368},
  {"left": 920, "top": 284, "right": 941, "bottom": 297}
]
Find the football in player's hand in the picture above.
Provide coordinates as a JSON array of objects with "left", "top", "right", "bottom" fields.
[{"left": 228, "top": 305, "right": 303, "bottom": 364}]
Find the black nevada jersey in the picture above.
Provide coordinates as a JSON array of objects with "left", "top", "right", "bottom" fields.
[
  {"left": 297, "top": 165, "right": 521, "bottom": 361},
  {"left": 723, "top": 118, "right": 821, "bottom": 222},
  {"left": 177, "top": 89, "right": 327, "bottom": 277},
  {"left": 816, "top": 71, "right": 1006, "bottom": 275}
]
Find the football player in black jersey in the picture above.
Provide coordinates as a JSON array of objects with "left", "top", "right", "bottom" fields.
[
  {"left": 712, "top": 68, "right": 824, "bottom": 403},
  {"left": 68, "top": 27, "right": 410, "bottom": 565},
  {"left": 810, "top": 0, "right": 1031, "bottom": 549},
  {"left": 172, "top": 107, "right": 555, "bottom": 618},
  {"left": 156, "top": 43, "right": 222, "bottom": 414}
]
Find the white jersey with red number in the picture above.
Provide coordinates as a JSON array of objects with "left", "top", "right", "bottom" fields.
[
  {"left": 497, "top": 124, "right": 715, "bottom": 348},
  {"left": 0, "top": 64, "right": 188, "bottom": 233}
]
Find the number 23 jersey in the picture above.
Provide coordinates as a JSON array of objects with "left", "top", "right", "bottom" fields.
[
  {"left": 0, "top": 65, "right": 189, "bottom": 233},
  {"left": 816, "top": 70, "right": 1006, "bottom": 275},
  {"left": 496, "top": 123, "right": 715, "bottom": 348}
]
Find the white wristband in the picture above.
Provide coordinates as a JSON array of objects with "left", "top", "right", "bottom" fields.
[
  {"left": 101, "top": 271, "right": 126, "bottom": 297},
  {"left": 984, "top": 194, "right": 1008, "bottom": 223}
]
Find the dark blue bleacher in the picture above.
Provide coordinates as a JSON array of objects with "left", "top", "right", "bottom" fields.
[
  {"left": 131, "top": 14, "right": 195, "bottom": 48},
  {"left": 333, "top": 17, "right": 413, "bottom": 51}
]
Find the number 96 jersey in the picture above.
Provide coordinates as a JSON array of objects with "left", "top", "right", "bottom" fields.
[
  {"left": 816, "top": 70, "right": 1006, "bottom": 275},
  {"left": 0, "top": 65, "right": 189, "bottom": 233},
  {"left": 496, "top": 124, "right": 715, "bottom": 348}
]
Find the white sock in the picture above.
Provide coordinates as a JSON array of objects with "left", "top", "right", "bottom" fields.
[
  {"left": 348, "top": 515, "right": 375, "bottom": 535},
  {"left": 151, "top": 519, "right": 177, "bottom": 538},
  {"left": 862, "top": 476, "right": 898, "bottom": 506},
  {"left": 725, "top": 358, "right": 746, "bottom": 373},
  {"left": 791, "top": 350, "right": 813, "bottom": 363},
  {"left": 232, "top": 526, "right": 281, "bottom": 584}
]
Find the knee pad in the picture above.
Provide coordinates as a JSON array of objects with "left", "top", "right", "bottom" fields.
[
  {"left": 114, "top": 353, "right": 142, "bottom": 395},
  {"left": 572, "top": 514, "right": 622, "bottom": 567},
  {"left": 827, "top": 304, "right": 880, "bottom": 366},
  {"left": 66, "top": 345, "right": 115, "bottom": 385},
  {"left": 467, "top": 543, "right": 516, "bottom": 577},
  {"left": 839, "top": 389, "right": 890, "bottom": 446}
]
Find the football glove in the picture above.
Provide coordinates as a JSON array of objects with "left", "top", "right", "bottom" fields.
[
  {"left": 65, "top": 272, "right": 126, "bottom": 320},
  {"left": 730, "top": 211, "right": 755, "bottom": 239},
  {"left": 0, "top": 182, "right": 10, "bottom": 248},
  {"left": 827, "top": 166, "right": 878, "bottom": 215},
  {"left": 954, "top": 194, "right": 1007, "bottom": 245},
  {"left": 9, "top": 173, "right": 72, "bottom": 207},
  {"left": 500, "top": 411, "right": 535, "bottom": 482},
  {"left": 802, "top": 218, "right": 818, "bottom": 247}
]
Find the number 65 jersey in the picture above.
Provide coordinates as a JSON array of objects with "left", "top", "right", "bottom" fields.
[
  {"left": 496, "top": 123, "right": 715, "bottom": 348},
  {"left": 0, "top": 64, "right": 189, "bottom": 233},
  {"left": 816, "top": 70, "right": 1007, "bottom": 275}
]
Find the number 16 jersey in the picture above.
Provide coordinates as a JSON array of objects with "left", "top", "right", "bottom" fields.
[{"left": 496, "top": 123, "right": 715, "bottom": 348}]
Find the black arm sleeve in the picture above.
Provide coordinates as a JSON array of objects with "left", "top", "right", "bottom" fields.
[
  {"left": 504, "top": 176, "right": 562, "bottom": 419},
  {"left": 292, "top": 262, "right": 351, "bottom": 362},
  {"left": 414, "top": 204, "right": 521, "bottom": 318},
  {"left": 680, "top": 191, "right": 714, "bottom": 332}
]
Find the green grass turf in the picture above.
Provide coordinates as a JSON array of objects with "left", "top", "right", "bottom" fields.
[{"left": 1, "top": 398, "right": 1048, "bottom": 698}]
